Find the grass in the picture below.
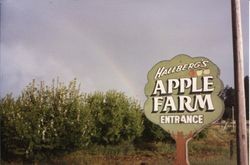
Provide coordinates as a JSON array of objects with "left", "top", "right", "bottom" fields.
[
  {"left": 47, "top": 125, "right": 237, "bottom": 165},
  {"left": 1, "top": 124, "right": 238, "bottom": 165},
  {"left": 188, "top": 125, "right": 237, "bottom": 165}
]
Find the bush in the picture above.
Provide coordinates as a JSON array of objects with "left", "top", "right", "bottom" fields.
[{"left": 86, "top": 91, "right": 144, "bottom": 145}]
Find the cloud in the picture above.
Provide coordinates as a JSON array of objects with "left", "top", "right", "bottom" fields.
[{"left": 0, "top": 0, "right": 248, "bottom": 102}]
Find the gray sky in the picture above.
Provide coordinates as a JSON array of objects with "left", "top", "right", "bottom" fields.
[{"left": 0, "top": 0, "right": 249, "bottom": 103}]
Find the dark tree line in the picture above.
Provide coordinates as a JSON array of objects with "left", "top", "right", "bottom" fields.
[{"left": 222, "top": 76, "right": 249, "bottom": 121}]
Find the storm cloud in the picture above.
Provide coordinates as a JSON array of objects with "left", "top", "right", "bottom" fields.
[{"left": 0, "top": 0, "right": 248, "bottom": 102}]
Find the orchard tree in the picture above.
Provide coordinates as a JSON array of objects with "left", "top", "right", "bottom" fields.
[
  {"left": 221, "top": 86, "right": 235, "bottom": 121},
  {"left": 221, "top": 76, "right": 249, "bottom": 121},
  {"left": 86, "top": 91, "right": 144, "bottom": 145},
  {"left": 140, "top": 114, "right": 173, "bottom": 143},
  {"left": 0, "top": 79, "right": 94, "bottom": 161}
]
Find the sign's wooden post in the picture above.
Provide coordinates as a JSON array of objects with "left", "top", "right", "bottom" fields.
[
  {"left": 144, "top": 54, "right": 224, "bottom": 164},
  {"left": 172, "top": 132, "right": 192, "bottom": 165},
  {"left": 231, "top": 0, "right": 248, "bottom": 164}
]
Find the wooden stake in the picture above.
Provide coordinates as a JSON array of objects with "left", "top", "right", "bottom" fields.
[{"left": 231, "top": 0, "right": 248, "bottom": 165}]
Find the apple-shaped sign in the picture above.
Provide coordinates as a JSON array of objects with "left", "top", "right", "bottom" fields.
[{"left": 144, "top": 54, "right": 224, "bottom": 165}]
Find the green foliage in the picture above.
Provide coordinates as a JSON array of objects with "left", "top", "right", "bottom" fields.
[
  {"left": 221, "top": 79, "right": 249, "bottom": 121},
  {"left": 139, "top": 114, "right": 174, "bottom": 143},
  {"left": 194, "top": 128, "right": 208, "bottom": 140},
  {"left": 86, "top": 91, "right": 144, "bottom": 145},
  {"left": 1, "top": 78, "right": 235, "bottom": 163},
  {"left": 221, "top": 86, "right": 235, "bottom": 121},
  {"left": 0, "top": 79, "right": 93, "bottom": 160},
  {"left": 0, "top": 79, "right": 146, "bottom": 161}
]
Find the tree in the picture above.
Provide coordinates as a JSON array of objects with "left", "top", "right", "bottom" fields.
[
  {"left": 221, "top": 86, "right": 235, "bottom": 121},
  {"left": 0, "top": 79, "right": 94, "bottom": 161},
  {"left": 221, "top": 76, "right": 249, "bottom": 121},
  {"left": 86, "top": 91, "right": 144, "bottom": 145},
  {"left": 140, "top": 114, "right": 173, "bottom": 143}
]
